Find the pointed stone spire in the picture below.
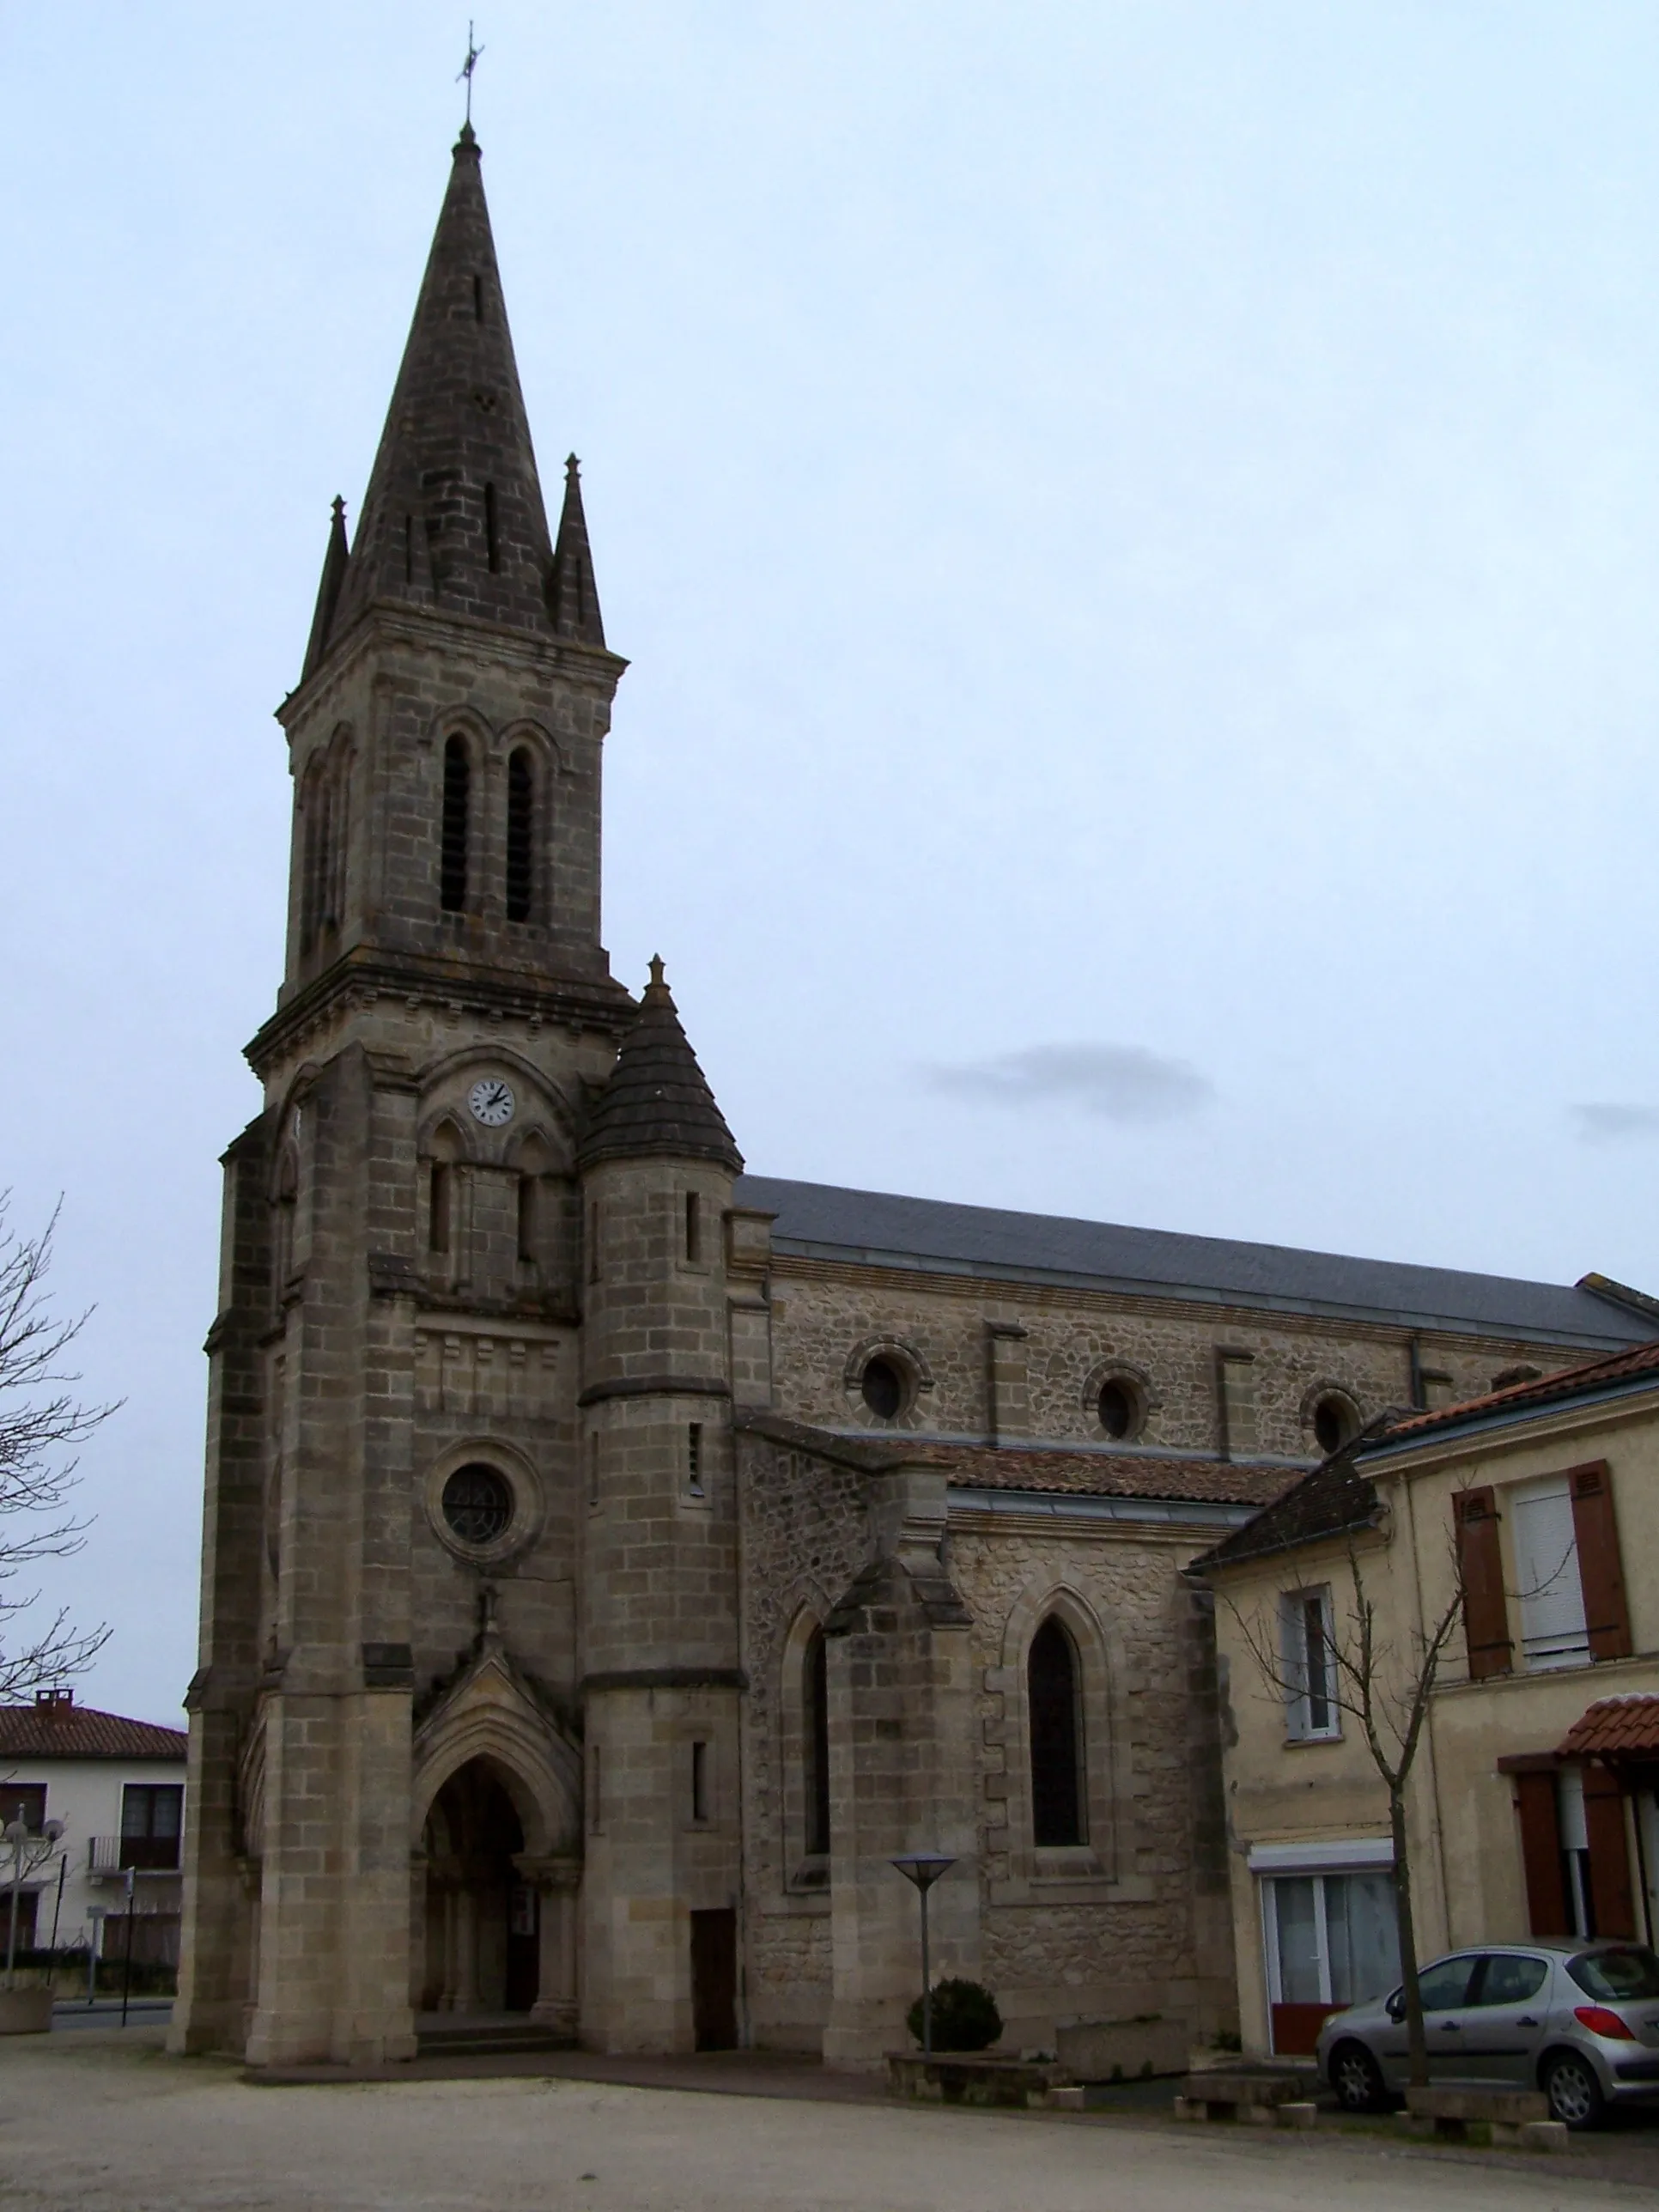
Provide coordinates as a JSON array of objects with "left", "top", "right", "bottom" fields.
[
  {"left": 325, "top": 128, "right": 573, "bottom": 647},
  {"left": 579, "top": 958, "right": 744, "bottom": 1172},
  {"left": 301, "top": 496, "right": 350, "bottom": 682},
  {"left": 548, "top": 455, "right": 605, "bottom": 647}
]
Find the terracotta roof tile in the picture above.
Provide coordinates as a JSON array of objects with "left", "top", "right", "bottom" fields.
[
  {"left": 1188, "top": 1451, "right": 1382, "bottom": 1575},
  {"left": 1557, "top": 1694, "right": 1659, "bottom": 1761},
  {"left": 1362, "top": 1338, "right": 1659, "bottom": 1450},
  {"left": 0, "top": 1704, "right": 186, "bottom": 1762},
  {"left": 735, "top": 1411, "right": 1293, "bottom": 1509}
]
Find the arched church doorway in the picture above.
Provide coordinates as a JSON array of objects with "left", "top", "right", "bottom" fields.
[{"left": 421, "top": 1758, "right": 540, "bottom": 2013}]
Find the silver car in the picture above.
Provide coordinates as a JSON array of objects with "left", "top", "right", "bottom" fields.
[{"left": 1316, "top": 1939, "right": 1659, "bottom": 2129}]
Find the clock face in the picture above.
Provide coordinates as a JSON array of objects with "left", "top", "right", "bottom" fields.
[{"left": 468, "top": 1078, "right": 516, "bottom": 1128}]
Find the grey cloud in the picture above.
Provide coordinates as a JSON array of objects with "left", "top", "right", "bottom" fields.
[
  {"left": 924, "top": 1043, "right": 1216, "bottom": 1125},
  {"left": 1571, "top": 1103, "right": 1659, "bottom": 1144}
]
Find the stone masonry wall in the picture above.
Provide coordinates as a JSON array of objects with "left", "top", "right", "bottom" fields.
[{"left": 767, "top": 1262, "right": 1582, "bottom": 1459}]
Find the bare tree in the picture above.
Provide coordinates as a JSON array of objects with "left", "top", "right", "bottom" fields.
[
  {"left": 1225, "top": 1510, "right": 1467, "bottom": 2088},
  {"left": 0, "top": 1195, "right": 116, "bottom": 1700}
]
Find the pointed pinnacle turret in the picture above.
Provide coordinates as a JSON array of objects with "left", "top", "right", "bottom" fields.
[
  {"left": 301, "top": 496, "right": 350, "bottom": 681},
  {"left": 322, "top": 130, "right": 585, "bottom": 653},
  {"left": 579, "top": 959, "right": 744, "bottom": 1173},
  {"left": 549, "top": 454, "right": 605, "bottom": 647}
]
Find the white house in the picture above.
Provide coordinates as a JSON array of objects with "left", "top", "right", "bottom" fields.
[{"left": 0, "top": 1688, "right": 187, "bottom": 1969}]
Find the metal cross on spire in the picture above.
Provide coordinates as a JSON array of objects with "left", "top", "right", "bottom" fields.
[{"left": 457, "top": 21, "right": 484, "bottom": 125}]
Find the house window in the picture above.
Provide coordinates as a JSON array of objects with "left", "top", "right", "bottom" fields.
[
  {"left": 1511, "top": 1477, "right": 1591, "bottom": 1670},
  {"left": 684, "top": 1189, "right": 702, "bottom": 1263},
  {"left": 1264, "top": 1869, "right": 1399, "bottom": 2053},
  {"left": 1029, "top": 1616, "right": 1084, "bottom": 1847},
  {"left": 687, "top": 1423, "right": 704, "bottom": 1498},
  {"left": 804, "top": 1628, "right": 830, "bottom": 1856},
  {"left": 1282, "top": 1588, "right": 1340, "bottom": 1740},
  {"left": 2, "top": 1784, "right": 46, "bottom": 1834},
  {"left": 120, "top": 1784, "right": 184, "bottom": 1871}
]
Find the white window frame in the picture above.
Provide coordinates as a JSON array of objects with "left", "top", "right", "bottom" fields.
[
  {"left": 1509, "top": 1475, "right": 1590, "bottom": 1673},
  {"left": 1280, "top": 1585, "right": 1341, "bottom": 1741},
  {"left": 1257, "top": 1844, "right": 1396, "bottom": 2025}
]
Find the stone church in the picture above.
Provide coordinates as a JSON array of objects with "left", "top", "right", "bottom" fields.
[{"left": 171, "top": 131, "right": 1653, "bottom": 2069}]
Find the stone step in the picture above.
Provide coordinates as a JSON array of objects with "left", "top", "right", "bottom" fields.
[{"left": 416, "top": 2022, "right": 574, "bottom": 2057}]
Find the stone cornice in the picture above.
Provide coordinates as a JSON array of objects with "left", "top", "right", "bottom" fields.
[
  {"left": 246, "top": 945, "right": 634, "bottom": 1079},
  {"left": 277, "top": 596, "right": 629, "bottom": 731}
]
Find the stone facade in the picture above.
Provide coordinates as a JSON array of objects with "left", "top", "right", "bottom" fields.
[{"left": 170, "top": 130, "right": 1653, "bottom": 2072}]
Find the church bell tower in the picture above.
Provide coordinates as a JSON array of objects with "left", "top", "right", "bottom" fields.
[{"left": 172, "top": 127, "right": 745, "bottom": 2067}]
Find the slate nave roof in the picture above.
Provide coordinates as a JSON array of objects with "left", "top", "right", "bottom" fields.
[{"left": 735, "top": 1176, "right": 1650, "bottom": 1348}]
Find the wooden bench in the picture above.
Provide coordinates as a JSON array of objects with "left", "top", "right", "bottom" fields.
[
  {"left": 1400, "top": 2087, "right": 1565, "bottom": 2151},
  {"left": 1174, "top": 2070, "right": 1315, "bottom": 2126}
]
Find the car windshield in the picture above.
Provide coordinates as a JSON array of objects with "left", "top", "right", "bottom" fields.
[{"left": 1568, "top": 1947, "right": 1659, "bottom": 2002}]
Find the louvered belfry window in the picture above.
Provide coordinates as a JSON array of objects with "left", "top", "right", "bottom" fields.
[
  {"left": 441, "top": 737, "right": 470, "bottom": 911},
  {"left": 506, "top": 747, "right": 533, "bottom": 921}
]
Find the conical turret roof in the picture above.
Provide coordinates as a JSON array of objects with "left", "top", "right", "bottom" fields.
[
  {"left": 580, "top": 959, "right": 744, "bottom": 1173},
  {"left": 310, "top": 127, "right": 599, "bottom": 664}
]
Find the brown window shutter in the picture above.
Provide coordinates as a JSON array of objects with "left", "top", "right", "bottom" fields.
[
  {"left": 1455, "top": 1486, "right": 1512, "bottom": 1678},
  {"left": 1514, "top": 1771, "right": 1571, "bottom": 1936},
  {"left": 1583, "top": 1765, "right": 1638, "bottom": 1938},
  {"left": 1568, "top": 1462, "right": 1632, "bottom": 1662}
]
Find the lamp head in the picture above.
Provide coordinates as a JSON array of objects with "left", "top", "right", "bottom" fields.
[
  {"left": 42, "top": 1819, "right": 64, "bottom": 1844},
  {"left": 890, "top": 1851, "right": 956, "bottom": 1892},
  {"left": 3, "top": 1820, "right": 27, "bottom": 1847}
]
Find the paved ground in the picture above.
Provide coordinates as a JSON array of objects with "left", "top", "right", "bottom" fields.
[{"left": 0, "top": 2027, "right": 1653, "bottom": 2211}]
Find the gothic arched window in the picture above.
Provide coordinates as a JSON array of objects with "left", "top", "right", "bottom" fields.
[
  {"left": 506, "top": 747, "right": 534, "bottom": 921},
  {"left": 804, "top": 1628, "right": 830, "bottom": 1856},
  {"left": 441, "top": 737, "right": 471, "bottom": 912},
  {"left": 1029, "top": 1616, "right": 1084, "bottom": 1847}
]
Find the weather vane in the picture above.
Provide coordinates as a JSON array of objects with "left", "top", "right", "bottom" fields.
[{"left": 458, "top": 21, "right": 484, "bottom": 125}]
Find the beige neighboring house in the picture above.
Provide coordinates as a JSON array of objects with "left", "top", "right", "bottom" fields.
[
  {"left": 1194, "top": 1339, "right": 1659, "bottom": 2059},
  {"left": 0, "top": 1689, "right": 188, "bottom": 1968}
]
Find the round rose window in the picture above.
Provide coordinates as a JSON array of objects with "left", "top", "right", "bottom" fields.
[{"left": 441, "top": 1462, "right": 514, "bottom": 1545}]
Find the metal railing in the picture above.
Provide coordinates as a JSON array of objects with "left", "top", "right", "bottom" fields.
[{"left": 88, "top": 1836, "right": 180, "bottom": 1875}]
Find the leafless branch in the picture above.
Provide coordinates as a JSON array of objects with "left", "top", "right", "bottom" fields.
[{"left": 0, "top": 1195, "right": 117, "bottom": 1698}]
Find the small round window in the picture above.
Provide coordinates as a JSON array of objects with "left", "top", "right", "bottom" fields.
[
  {"left": 441, "top": 1462, "right": 514, "bottom": 1545},
  {"left": 1097, "top": 1377, "right": 1139, "bottom": 1441},
  {"left": 1312, "top": 1395, "right": 1355, "bottom": 1456},
  {"left": 860, "top": 1357, "right": 905, "bottom": 1421}
]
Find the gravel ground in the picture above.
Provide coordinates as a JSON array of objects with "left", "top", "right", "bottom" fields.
[{"left": 0, "top": 2028, "right": 1650, "bottom": 2212}]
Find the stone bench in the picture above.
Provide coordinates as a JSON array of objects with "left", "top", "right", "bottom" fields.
[
  {"left": 1400, "top": 2087, "right": 1564, "bottom": 2152},
  {"left": 887, "top": 2053, "right": 1073, "bottom": 2109},
  {"left": 1174, "top": 2070, "right": 1315, "bottom": 2126}
]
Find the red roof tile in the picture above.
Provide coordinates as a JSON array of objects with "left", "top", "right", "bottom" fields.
[
  {"left": 736, "top": 1411, "right": 1291, "bottom": 1509},
  {"left": 0, "top": 1703, "right": 185, "bottom": 1762},
  {"left": 1369, "top": 1338, "right": 1659, "bottom": 1449},
  {"left": 1556, "top": 1694, "right": 1659, "bottom": 1761}
]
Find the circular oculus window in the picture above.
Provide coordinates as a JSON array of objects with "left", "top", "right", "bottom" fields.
[
  {"left": 860, "top": 1356, "right": 905, "bottom": 1421},
  {"left": 441, "top": 1462, "right": 514, "bottom": 1546},
  {"left": 1097, "top": 1377, "right": 1139, "bottom": 1440},
  {"left": 1312, "top": 1395, "right": 1354, "bottom": 1455}
]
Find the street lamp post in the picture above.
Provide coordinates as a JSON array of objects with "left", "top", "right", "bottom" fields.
[{"left": 890, "top": 1852, "right": 956, "bottom": 2058}]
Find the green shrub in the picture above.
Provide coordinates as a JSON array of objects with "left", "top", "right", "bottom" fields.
[{"left": 905, "top": 1978, "right": 1002, "bottom": 2052}]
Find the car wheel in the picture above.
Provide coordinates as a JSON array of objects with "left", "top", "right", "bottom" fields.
[
  {"left": 1329, "top": 2040, "right": 1388, "bottom": 2114},
  {"left": 1543, "top": 2050, "right": 1607, "bottom": 2131}
]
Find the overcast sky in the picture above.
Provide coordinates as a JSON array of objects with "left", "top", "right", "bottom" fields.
[{"left": 6, "top": 4, "right": 1659, "bottom": 1723}]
